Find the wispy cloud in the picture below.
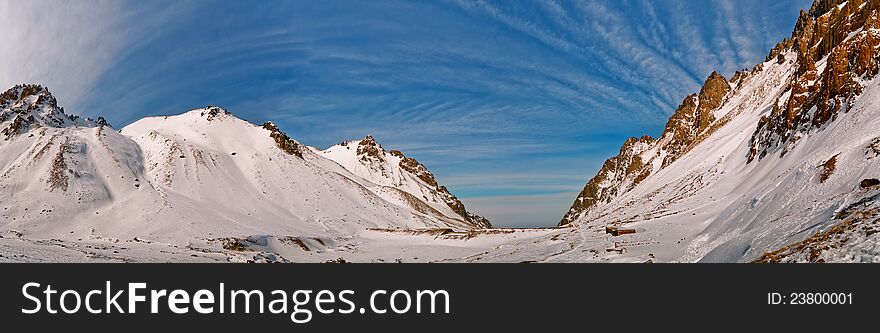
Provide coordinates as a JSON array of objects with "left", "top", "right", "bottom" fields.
[{"left": 0, "top": 0, "right": 127, "bottom": 109}]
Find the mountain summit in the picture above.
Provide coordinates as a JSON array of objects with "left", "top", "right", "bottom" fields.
[
  {"left": 560, "top": 70, "right": 735, "bottom": 226},
  {"left": 0, "top": 84, "right": 100, "bottom": 139},
  {"left": 320, "top": 135, "right": 491, "bottom": 228}
]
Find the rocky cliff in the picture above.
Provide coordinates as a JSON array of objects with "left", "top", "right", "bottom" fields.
[
  {"left": 554, "top": 0, "right": 880, "bottom": 262},
  {"left": 560, "top": 72, "right": 734, "bottom": 225},
  {"left": 749, "top": 0, "right": 880, "bottom": 161},
  {"left": 563, "top": 0, "right": 880, "bottom": 226},
  {"left": 0, "top": 84, "right": 97, "bottom": 139}
]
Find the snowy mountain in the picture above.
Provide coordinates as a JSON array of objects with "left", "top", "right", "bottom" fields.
[
  {"left": 0, "top": 88, "right": 493, "bottom": 262},
  {"left": 319, "top": 135, "right": 491, "bottom": 229},
  {"left": 559, "top": 0, "right": 880, "bottom": 262}
]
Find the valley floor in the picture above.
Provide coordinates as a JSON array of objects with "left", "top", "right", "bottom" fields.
[
  {"left": 0, "top": 223, "right": 738, "bottom": 263},
  {"left": 3, "top": 200, "right": 877, "bottom": 263},
  {"left": 0, "top": 228, "right": 575, "bottom": 263}
]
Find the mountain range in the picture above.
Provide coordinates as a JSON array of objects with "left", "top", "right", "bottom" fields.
[{"left": 0, "top": 85, "right": 492, "bottom": 262}]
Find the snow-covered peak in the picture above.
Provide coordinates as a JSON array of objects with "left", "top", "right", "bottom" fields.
[
  {"left": 193, "top": 105, "right": 234, "bottom": 122},
  {"left": 321, "top": 135, "right": 491, "bottom": 228},
  {"left": 126, "top": 106, "right": 260, "bottom": 146},
  {"left": 122, "top": 106, "right": 306, "bottom": 162},
  {"left": 0, "top": 84, "right": 98, "bottom": 139},
  {"left": 321, "top": 135, "right": 420, "bottom": 188},
  {"left": 147, "top": 105, "right": 236, "bottom": 124}
]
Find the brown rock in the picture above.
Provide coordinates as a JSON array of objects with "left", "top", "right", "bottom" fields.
[
  {"left": 695, "top": 71, "right": 732, "bottom": 133},
  {"left": 819, "top": 155, "right": 838, "bottom": 183},
  {"left": 388, "top": 146, "right": 491, "bottom": 228},
  {"left": 356, "top": 135, "right": 385, "bottom": 162},
  {"left": 262, "top": 121, "right": 302, "bottom": 158},
  {"left": 860, "top": 178, "right": 880, "bottom": 188},
  {"left": 749, "top": 0, "right": 880, "bottom": 162}
]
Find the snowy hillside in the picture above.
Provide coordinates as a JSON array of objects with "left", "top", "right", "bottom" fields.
[
  {"left": 121, "top": 106, "right": 481, "bottom": 235},
  {"left": 319, "top": 135, "right": 491, "bottom": 229},
  {"left": 1, "top": 90, "right": 495, "bottom": 262},
  {"left": 558, "top": 0, "right": 880, "bottom": 263}
]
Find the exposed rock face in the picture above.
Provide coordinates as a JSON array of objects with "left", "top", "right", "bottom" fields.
[
  {"left": 861, "top": 178, "right": 880, "bottom": 188},
  {"left": 0, "top": 84, "right": 95, "bottom": 139},
  {"left": 47, "top": 138, "right": 72, "bottom": 192},
  {"left": 561, "top": 136, "right": 655, "bottom": 225},
  {"left": 749, "top": 0, "right": 880, "bottom": 161},
  {"left": 200, "top": 105, "right": 232, "bottom": 122},
  {"left": 199, "top": 106, "right": 305, "bottom": 159},
  {"left": 262, "top": 121, "right": 303, "bottom": 158},
  {"left": 819, "top": 154, "right": 838, "bottom": 183},
  {"left": 357, "top": 135, "right": 383, "bottom": 161},
  {"left": 391, "top": 149, "right": 438, "bottom": 187},
  {"left": 560, "top": 72, "right": 733, "bottom": 225},
  {"left": 662, "top": 71, "right": 732, "bottom": 166}
]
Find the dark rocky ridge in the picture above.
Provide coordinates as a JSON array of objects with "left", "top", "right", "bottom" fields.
[
  {"left": 560, "top": 71, "right": 733, "bottom": 225},
  {"left": 262, "top": 121, "right": 303, "bottom": 158},
  {"left": 0, "top": 84, "right": 97, "bottom": 139},
  {"left": 560, "top": 0, "right": 880, "bottom": 226},
  {"left": 749, "top": 0, "right": 880, "bottom": 161},
  {"left": 354, "top": 136, "right": 492, "bottom": 228}
]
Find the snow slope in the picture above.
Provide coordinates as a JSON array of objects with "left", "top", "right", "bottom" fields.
[
  {"left": 557, "top": 0, "right": 880, "bottom": 263},
  {"left": 319, "top": 136, "right": 490, "bottom": 229},
  {"left": 1, "top": 91, "right": 496, "bottom": 262},
  {"left": 553, "top": 60, "right": 880, "bottom": 263},
  {"left": 119, "top": 106, "right": 486, "bottom": 236}
]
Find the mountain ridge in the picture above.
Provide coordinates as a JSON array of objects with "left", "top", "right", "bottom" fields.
[
  {"left": 0, "top": 85, "right": 491, "bottom": 255},
  {"left": 562, "top": 0, "right": 880, "bottom": 225},
  {"left": 557, "top": 0, "right": 880, "bottom": 262},
  {"left": 319, "top": 135, "right": 491, "bottom": 228}
]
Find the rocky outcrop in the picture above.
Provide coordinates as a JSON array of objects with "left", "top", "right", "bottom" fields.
[
  {"left": 262, "top": 121, "right": 303, "bottom": 158},
  {"left": 201, "top": 105, "right": 231, "bottom": 122},
  {"left": 391, "top": 148, "right": 491, "bottom": 228},
  {"left": 560, "top": 135, "right": 655, "bottom": 225},
  {"left": 0, "top": 84, "right": 95, "bottom": 139},
  {"left": 391, "top": 149, "right": 438, "bottom": 187},
  {"left": 194, "top": 106, "right": 304, "bottom": 159},
  {"left": 661, "top": 71, "right": 732, "bottom": 167},
  {"left": 819, "top": 154, "right": 838, "bottom": 183},
  {"left": 357, "top": 135, "right": 383, "bottom": 161},
  {"left": 47, "top": 138, "right": 72, "bottom": 191},
  {"left": 560, "top": 72, "right": 733, "bottom": 225},
  {"left": 749, "top": 0, "right": 880, "bottom": 161},
  {"left": 377, "top": 139, "right": 490, "bottom": 228},
  {"left": 861, "top": 178, "right": 880, "bottom": 188},
  {"left": 563, "top": 0, "right": 880, "bottom": 226},
  {"left": 326, "top": 135, "right": 491, "bottom": 228}
]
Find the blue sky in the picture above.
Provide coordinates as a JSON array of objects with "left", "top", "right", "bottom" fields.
[{"left": 2, "top": 0, "right": 811, "bottom": 227}]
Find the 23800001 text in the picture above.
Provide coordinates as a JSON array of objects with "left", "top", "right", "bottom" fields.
[{"left": 767, "top": 292, "right": 853, "bottom": 305}]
